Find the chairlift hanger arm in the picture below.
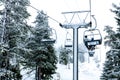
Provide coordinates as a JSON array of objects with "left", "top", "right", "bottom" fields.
[{"left": 91, "top": 15, "right": 97, "bottom": 29}]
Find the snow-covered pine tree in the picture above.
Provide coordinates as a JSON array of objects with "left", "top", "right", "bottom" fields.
[
  {"left": 24, "top": 11, "right": 58, "bottom": 80},
  {"left": 59, "top": 46, "right": 69, "bottom": 65},
  {"left": 100, "top": 3, "right": 120, "bottom": 80},
  {"left": 0, "top": 0, "right": 30, "bottom": 79}
]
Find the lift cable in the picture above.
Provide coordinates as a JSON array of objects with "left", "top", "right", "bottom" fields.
[
  {"left": 29, "top": 5, "right": 58, "bottom": 43},
  {"left": 88, "top": 0, "right": 97, "bottom": 30},
  {"left": 29, "top": 5, "right": 61, "bottom": 25},
  {"left": 89, "top": 0, "right": 92, "bottom": 28}
]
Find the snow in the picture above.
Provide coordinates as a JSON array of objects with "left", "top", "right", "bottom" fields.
[
  {"left": 21, "top": 68, "right": 35, "bottom": 80},
  {"left": 22, "top": 60, "right": 103, "bottom": 80},
  {"left": 21, "top": 50, "right": 105, "bottom": 80},
  {"left": 53, "top": 58, "right": 102, "bottom": 80},
  {"left": 21, "top": 52, "right": 104, "bottom": 80}
]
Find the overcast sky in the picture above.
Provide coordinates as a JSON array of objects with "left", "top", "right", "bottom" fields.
[{"left": 28, "top": 0, "right": 119, "bottom": 48}]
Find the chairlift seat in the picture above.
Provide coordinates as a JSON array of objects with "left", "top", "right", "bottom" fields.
[
  {"left": 86, "top": 39, "right": 102, "bottom": 46},
  {"left": 41, "top": 38, "right": 56, "bottom": 44},
  {"left": 65, "top": 45, "right": 72, "bottom": 48}
]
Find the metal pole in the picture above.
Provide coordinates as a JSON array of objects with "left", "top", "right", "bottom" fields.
[
  {"left": 73, "top": 27, "right": 78, "bottom": 80},
  {"left": 60, "top": 14, "right": 90, "bottom": 80}
]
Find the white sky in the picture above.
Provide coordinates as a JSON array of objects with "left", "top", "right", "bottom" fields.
[{"left": 28, "top": 0, "right": 119, "bottom": 49}]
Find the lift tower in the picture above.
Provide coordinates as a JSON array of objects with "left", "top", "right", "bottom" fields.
[{"left": 60, "top": 10, "right": 91, "bottom": 80}]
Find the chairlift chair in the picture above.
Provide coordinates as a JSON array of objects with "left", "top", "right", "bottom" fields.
[
  {"left": 83, "top": 29, "right": 102, "bottom": 49},
  {"left": 41, "top": 38, "right": 56, "bottom": 44},
  {"left": 41, "top": 28, "right": 57, "bottom": 44},
  {"left": 64, "top": 38, "right": 73, "bottom": 52},
  {"left": 64, "top": 31, "right": 73, "bottom": 50},
  {"left": 64, "top": 38, "right": 73, "bottom": 53},
  {"left": 64, "top": 39, "right": 72, "bottom": 47},
  {"left": 83, "top": 29, "right": 102, "bottom": 57}
]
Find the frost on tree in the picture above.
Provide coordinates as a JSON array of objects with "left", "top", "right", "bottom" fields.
[
  {"left": 101, "top": 3, "right": 120, "bottom": 80},
  {"left": 0, "top": 0, "right": 30, "bottom": 79}
]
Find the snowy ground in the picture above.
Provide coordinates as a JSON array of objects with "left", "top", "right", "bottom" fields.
[
  {"left": 22, "top": 57, "right": 103, "bottom": 80},
  {"left": 53, "top": 58, "right": 103, "bottom": 80}
]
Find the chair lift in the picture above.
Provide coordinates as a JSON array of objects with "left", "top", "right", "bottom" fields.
[
  {"left": 41, "top": 28, "right": 57, "bottom": 44},
  {"left": 64, "top": 32, "right": 73, "bottom": 51},
  {"left": 83, "top": 29, "right": 102, "bottom": 57},
  {"left": 65, "top": 39, "right": 72, "bottom": 47}
]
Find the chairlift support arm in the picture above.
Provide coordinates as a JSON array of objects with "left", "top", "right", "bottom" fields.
[
  {"left": 60, "top": 23, "right": 90, "bottom": 29},
  {"left": 61, "top": 10, "right": 90, "bottom": 14}
]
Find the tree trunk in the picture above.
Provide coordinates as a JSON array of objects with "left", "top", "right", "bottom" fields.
[
  {"left": 38, "top": 67, "right": 41, "bottom": 80},
  {"left": 36, "top": 66, "right": 41, "bottom": 80}
]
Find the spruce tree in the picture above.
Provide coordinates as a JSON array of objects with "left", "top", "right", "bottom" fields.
[
  {"left": 24, "top": 11, "right": 58, "bottom": 80},
  {"left": 101, "top": 3, "right": 120, "bottom": 80},
  {"left": 0, "top": 0, "right": 30, "bottom": 79},
  {"left": 59, "top": 46, "right": 69, "bottom": 65}
]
